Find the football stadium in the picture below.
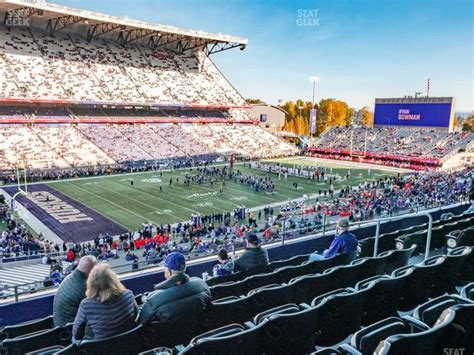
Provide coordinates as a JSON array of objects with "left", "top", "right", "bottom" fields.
[{"left": 0, "top": 0, "right": 473, "bottom": 354}]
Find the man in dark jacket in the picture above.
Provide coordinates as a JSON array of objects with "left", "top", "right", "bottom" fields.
[
  {"left": 234, "top": 234, "right": 269, "bottom": 272},
  {"left": 53, "top": 255, "right": 97, "bottom": 327},
  {"left": 139, "top": 252, "right": 211, "bottom": 323}
]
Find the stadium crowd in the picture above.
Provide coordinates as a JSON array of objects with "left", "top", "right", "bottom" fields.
[
  {"left": 2, "top": 168, "right": 472, "bottom": 265},
  {"left": 0, "top": 123, "right": 297, "bottom": 172},
  {"left": 0, "top": 202, "right": 60, "bottom": 259},
  {"left": 0, "top": 26, "right": 245, "bottom": 106},
  {"left": 309, "top": 127, "right": 474, "bottom": 170},
  {"left": 51, "top": 229, "right": 274, "bottom": 342}
]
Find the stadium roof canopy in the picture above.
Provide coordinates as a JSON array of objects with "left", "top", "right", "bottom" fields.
[{"left": 0, "top": 0, "right": 248, "bottom": 54}]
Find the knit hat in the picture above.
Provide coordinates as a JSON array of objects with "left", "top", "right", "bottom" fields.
[{"left": 164, "top": 252, "right": 186, "bottom": 272}]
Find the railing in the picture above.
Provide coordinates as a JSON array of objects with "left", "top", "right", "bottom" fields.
[
  {"left": 0, "top": 250, "right": 69, "bottom": 266},
  {"left": 0, "top": 201, "right": 469, "bottom": 303}
]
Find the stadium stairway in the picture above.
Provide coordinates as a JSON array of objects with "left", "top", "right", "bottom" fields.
[{"left": 0, "top": 264, "right": 52, "bottom": 295}]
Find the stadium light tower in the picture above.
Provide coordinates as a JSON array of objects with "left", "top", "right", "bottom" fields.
[{"left": 308, "top": 76, "right": 320, "bottom": 106}]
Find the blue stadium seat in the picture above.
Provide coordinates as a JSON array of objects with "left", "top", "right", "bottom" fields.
[
  {"left": 142, "top": 317, "right": 204, "bottom": 350},
  {"left": 378, "top": 244, "right": 416, "bottom": 274},
  {"left": 350, "top": 316, "right": 429, "bottom": 355},
  {"left": 255, "top": 304, "right": 317, "bottom": 354},
  {"left": 413, "top": 294, "right": 473, "bottom": 327},
  {"left": 429, "top": 247, "right": 472, "bottom": 297},
  {"left": 446, "top": 226, "right": 474, "bottom": 250},
  {"left": 245, "top": 270, "right": 281, "bottom": 291},
  {"left": 246, "top": 283, "right": 295, "bottom": 314},
  {"left": 355, "top": 275, "right": 403, "bottom": 325},
  {"left": 392, "top": 256, "right": 445, "bottom": 311},
  {"left": 205, "top": 270, "right": 246, "bottom": 287},
  {"left": 56, "top": 324, "right": 145, "bottom": 354},
  {"left": 178, "top": 323, "right": 264, "bottom": 355},
  {"left": 1, "top": 324, "right": 72, "bottom": 355},
  {"left": 0, "top": 315, "right": 54, "bottom": 340},
  {"left": 268, "top": 253, "right": 311, "bottom": 271},
  {"left": 460, "top": 283, "right": 474, "bottom": 300},
  {"left": 200, "top": 296, "right": 252, "bottom": 331},
  {"left": 209, "top": 278, "right": 249, "bottom": 300},
  {"left": 290, "top": 271, "right": 335, "bottom": 304},
  {"left": 310, "top": 287, "right": 370, "bottom": 346},
  {"left": 375, "top": 304, "right": 474, "bottom": 354}
]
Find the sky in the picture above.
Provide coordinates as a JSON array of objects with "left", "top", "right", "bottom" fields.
[{"left": 55, "top": 0, "right": 473, "bottom": 112}]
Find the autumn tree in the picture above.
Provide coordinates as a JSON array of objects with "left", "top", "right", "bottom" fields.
[
  {"left": 359, "top": 106, "right": 374, "bottom": 127},
  {"left": 281, "top": 98, "right": 354, "bottom": 135}
]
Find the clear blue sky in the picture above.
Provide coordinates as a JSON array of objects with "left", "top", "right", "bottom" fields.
[{"left": 56, "top": 0, "right": 473, "bottom": 111}]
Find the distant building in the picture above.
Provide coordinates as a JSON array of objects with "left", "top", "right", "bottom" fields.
[{"left": 248, "top": 104, "right": 287, "bottom": 132}]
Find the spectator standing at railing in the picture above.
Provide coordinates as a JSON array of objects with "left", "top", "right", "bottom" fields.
[{"left": 53, "top": 255, "right": 97, "bottom": 327}]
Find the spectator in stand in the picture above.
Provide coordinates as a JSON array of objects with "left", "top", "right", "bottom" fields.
[
  {"left": 139, "top": 252, "right": 211, "bottom": 323},
  {"left": 53, "top": 255, "right": 97, "bottom": 327},
  {"left": 72, "top": 263, "right": 138, "bottom": 342},
  {"left": 65, "top": 249, "right": 75, "bottom": 262},
  {"left": 212, "top": 248, "right": 234, "bottom": 277},
  {"left": 234, "top": 234, "right": 269, "bottom": 272},
  {"left": 309, "top": 218, "right": 358, "bottom": 261}
]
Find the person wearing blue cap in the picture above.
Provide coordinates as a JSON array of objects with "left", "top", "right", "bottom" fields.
[
  {"left": 234, "top": 234, "right": 269, "bottom": 272},
  {"left": 138, "top": 252, "right": 211, "bottom": 323}
]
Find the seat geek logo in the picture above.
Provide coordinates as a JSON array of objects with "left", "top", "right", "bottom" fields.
[
  {"left": 296, "top": 9, "right": 320, "bottom": 27},
  {"left": 5, "top": 10, "right": 30, "bottom": 27}
]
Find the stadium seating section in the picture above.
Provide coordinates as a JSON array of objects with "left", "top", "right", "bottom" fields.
[
  {"left": 0, "top": 23, "right": 299, "bottom": 170},
  {"left": 0, "top": 123, "right": 298, "bottom": 170},
  {"left": 309, "top": 126, "right": 474, "bottom": 169},
  {"left": 0, "top": 26, "right": 244, "bottom": 106},
  {"left": 1, "top": 212, "right": 473, "bottom": 354}
]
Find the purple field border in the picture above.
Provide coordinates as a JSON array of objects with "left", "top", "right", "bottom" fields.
[{"left": 2, "top": 184, "right": 128, "bottom": 243}]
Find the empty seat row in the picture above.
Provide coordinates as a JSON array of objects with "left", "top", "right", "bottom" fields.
[
  {"left": 358, "top": 213, "right": 472, "bottom": 257},
  {"left": 177, "top": 289, "right": 474, "bottom": 354},
  {"left": 209, "top": 251, "right": 357, "bottom": 300},
  {"left": 205, "top": 253, "right": 311, "bottom": 287},
  {"left": 395, "top": 216, "right": 473, "bottom": 253}
]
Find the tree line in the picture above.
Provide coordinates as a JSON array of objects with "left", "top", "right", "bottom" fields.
[{"left": 279, "top": 99, "right": 373, "bottom": 136}]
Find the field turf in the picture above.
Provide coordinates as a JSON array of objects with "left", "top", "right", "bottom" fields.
[{"left": 45, "top": 158, "right": 395, "bottom": 230}]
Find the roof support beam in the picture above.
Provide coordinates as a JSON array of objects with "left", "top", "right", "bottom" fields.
[
  {"left": 87, "top": 23, "right": 123, "bottom": 41},
  {"left": 152, "top": 34, "right": 184, "bottom": 50},
  {"left": 119, "top": 28, "right": 155, "bottom": 46},
  {"left": 206, "top": 42, "right": 246, "bottom": 55},
  {"left": 46, "top": 15, "right": 83, "bottom": 36},
  {"left": 181, "top": 38, "right": 210, "bottom": 53}
]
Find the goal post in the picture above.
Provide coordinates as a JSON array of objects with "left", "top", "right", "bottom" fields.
[{"left": 12, "top": 166, "right": 28, "bottom": 202}]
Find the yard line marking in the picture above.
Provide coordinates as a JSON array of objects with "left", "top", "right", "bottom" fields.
[{"left": 60, "top": 182, "right": 160, "bottom": 226}]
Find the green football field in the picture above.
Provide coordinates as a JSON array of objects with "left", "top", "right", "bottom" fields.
[{"left": 44, "top": 158, "right": 397, "bottom": 230}]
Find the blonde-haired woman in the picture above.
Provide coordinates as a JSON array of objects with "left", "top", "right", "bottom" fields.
[{"left": 72, "top": 263, "right": 138, "bottom": 341}]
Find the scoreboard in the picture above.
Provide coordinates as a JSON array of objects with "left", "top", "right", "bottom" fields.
[{"left": 374, "top": 97, "right": 455, "bottom": 132}]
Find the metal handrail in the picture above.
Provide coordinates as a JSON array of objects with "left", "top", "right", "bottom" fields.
[{"left": 0, "top": 201, "right": 468, "bottom": 302}]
